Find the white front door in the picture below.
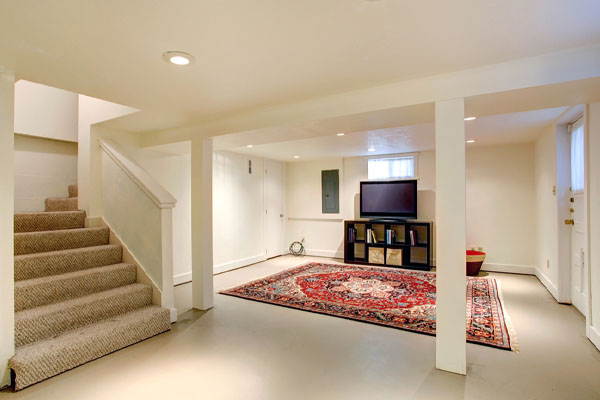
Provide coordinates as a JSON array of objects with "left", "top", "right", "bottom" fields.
[
  {"left": 264, "top": 159, "right": 284, "bottom": 259},
  {"left": 571, "top": 192, "right": 587, "bottom": 314},
  {"left": 569, "top": 117, "right": 587, "bottom": 315}
]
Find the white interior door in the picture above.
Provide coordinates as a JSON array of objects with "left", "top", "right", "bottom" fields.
[
  {"left": 569, "top": 118, "right": 587, "bottom": 315},
  {"left": 264, "top": 159, "right": 284, "bottom": 259}
]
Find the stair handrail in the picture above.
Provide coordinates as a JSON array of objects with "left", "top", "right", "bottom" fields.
[{"left": 98, "top": 138, "right": 176, "bottom": 209}]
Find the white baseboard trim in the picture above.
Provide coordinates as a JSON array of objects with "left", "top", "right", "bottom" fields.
[
  {"left": 305, "top": 248, "right": 344, "bottom": 259},
  {"left": 589, "top": 325, "right": 600, "bottom": 351},
  {"left": 214, "top": 254, "right": 267, "bottom": 275},
  {"left": 481, "top": 262, "right": 536, "bottom": 275},
  {"left": 534, "top": 267, "right": 559, "bottom": 300},
  {"left": 173, "top": 272, "right": 192, "bottom": 286}
]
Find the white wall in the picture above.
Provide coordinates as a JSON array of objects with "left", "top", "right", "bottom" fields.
[
  {"left": 213, "top": 151, "right": 267, "bottom": 273},
  {"left": 14, "top": 134, "right": 78, "bottom": 212},
  {"left": 101, "top": 150, "right": 164, "bottom": 287},
  {"left": 285, "top": 143, "right": 537, "bottom": 272},
  {"left": 0, "top": 72, "right": 15, "bottom": 389},
  {"left": 14, "top": 80, "right": 78, "bottom": 142},
  {"left": 78, "top": 95, "right": 138, "bottom": 215},
  {"left": 286, "top": 158, "right": 344, "bottom": 258},
  {"left": 466, "top": 144, "right": 536, "bottom": 272},
  {"left": 140, "top": 152, "right": 192, "bottom": 285},
  {"left": 588, "top": 102, "right": 600, "bottom": 349},
  {"left": 534, "top": 125, "right": 561, "bottom": 297}
]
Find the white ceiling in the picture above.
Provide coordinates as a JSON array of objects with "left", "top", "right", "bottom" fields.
[
  {"left": 220, "top": 107, "right": 568, "bottom": 161},
  {"left": 1, "top": 1, "right": 599, "bottom": 133}
]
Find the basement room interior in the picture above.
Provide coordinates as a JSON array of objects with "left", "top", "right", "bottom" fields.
[{"left": 1, "top": 2, "right": 600, "bottom": 399}]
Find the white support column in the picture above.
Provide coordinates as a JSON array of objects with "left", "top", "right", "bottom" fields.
[
  {"left": 160, "top": 208, "right": 177, "bottom": 322},
  {"left": 191, "top": 137, "right": 214, "bottom": 310},
  {"left": 435, "top": 98, "right": 467, "bottom": 375},
  {"left": 0, "top": 71, "right": 15, "bottom": 388}
]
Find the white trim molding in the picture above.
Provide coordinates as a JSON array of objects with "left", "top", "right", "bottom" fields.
[
  {"left": 589, "top": 325, "right": 600, "bottom": 351},
  {"left": 99, "top": 138, "right": 176, "bottom": 209},
  {"left": 214, "top": 254, "right": 267, "bottom": 275},
  {"left": 305, "top": 248, "right": 344, "bottom": 259},
  {"left": 481, "top": 263, "right": 537, "bottom": 275},
  {"left": 535, "top": 267, "right": 559, "bottom": 301}
]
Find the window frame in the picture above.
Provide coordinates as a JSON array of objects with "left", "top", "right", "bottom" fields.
[
  {"left": 570, "top": 117, "right": 585, "bottom": 194},
  {"left": 366, "top": 152, "right": 418, "bottom": 181}
]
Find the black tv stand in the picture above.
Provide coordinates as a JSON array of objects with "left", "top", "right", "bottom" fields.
[{"left": 344, "top": 220, "right": 432, "bottom": 271}]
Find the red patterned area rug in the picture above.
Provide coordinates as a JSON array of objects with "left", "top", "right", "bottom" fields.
[{"left": 220, "top": 262, "right": 518, "bottom": 351}]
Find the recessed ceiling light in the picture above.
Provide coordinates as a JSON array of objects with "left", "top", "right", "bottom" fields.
[
  {"left": 246, "top": 144, "right": 253, "bottom": 148},
  {"left": 368, "top": 147, "right": 376, "bottom": 152},
  {"left": 162, "top": 51, "right": 194, "bottom": 66},
  {"left": 293, "top": 155, "right": 300, "bottom": 159},
  {"left": 336, "top": 133, "right": 345, "bottom": 136},
  {"left": 464, "top": 116, "right": 477, "bottom": 121},
  {"left": 466, "top": 139, "right": 477, "bottom": 144}
]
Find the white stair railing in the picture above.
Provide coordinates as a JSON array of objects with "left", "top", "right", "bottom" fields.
[{"left": 97, "top": 138, "right": 177, "bottom": 322}]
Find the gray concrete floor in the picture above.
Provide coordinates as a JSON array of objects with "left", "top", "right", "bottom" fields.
[{"left": 2, "top": 255, "right": 600, "bottom": 400}]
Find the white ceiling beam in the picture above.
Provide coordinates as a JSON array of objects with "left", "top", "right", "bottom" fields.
[{"left": 140, "top": 44, "right": 600, "bottom": 147}]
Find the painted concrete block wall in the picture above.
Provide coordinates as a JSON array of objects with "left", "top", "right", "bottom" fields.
[
  {"left": 286, "top": 158, "right": 344, "bottom": 258},
  {"left": 213, "top": 151, "right": 266, "bottom": 272},
  {"left": 466, "top": 143, "right": 536, "bottom": 270},
  {"left": 14, "top": 80, "right": 78, "bottom": 142},
  {"left": 285, "top": 144, "right": 537, "bottom": 271},
  {"left": 14, "top": 134, "right": 78, "bottom": 212}
]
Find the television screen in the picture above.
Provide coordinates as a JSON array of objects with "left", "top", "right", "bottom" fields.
[{"left": 360, "top": 180, "right": 417, "bottom": 219}]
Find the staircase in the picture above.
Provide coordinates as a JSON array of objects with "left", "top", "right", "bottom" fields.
[{"left": 9, "top": 185, "right": 171, "bottom": 391}]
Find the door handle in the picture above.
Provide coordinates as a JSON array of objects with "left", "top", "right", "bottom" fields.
[{"left": 565, "top": 219, "right": 574, "bottom": 225}]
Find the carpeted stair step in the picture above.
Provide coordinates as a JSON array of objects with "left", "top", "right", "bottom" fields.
[
  {"left": 15, "top": 244, "right": 122, "bottom": 281},
  {"left": 15, "top": 283, "right": 153, "bottom": 348},
  {"left": 14, "top": 211, "right": 86, "bottom": 233},
  {"left": 45, "top": 197, "right": 78, "bottom": 212},
  {"left": 15, "top": 263, "right": 137, "bottom": 311},
  {"left": 68, "top": 184, "right": 78, "bottom": 198},
  {"left": 9, "top": 305, "right": 170, "bottom": 391},
  {"left": 14, "top": 227, "right": 110, "bottom": 256}
]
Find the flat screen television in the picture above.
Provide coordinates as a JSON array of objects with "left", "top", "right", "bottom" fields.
[{"left": 360, "top": 179, "right": 417, "bottom": 219}]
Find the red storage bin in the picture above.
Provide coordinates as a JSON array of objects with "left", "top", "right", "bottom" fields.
[{"left": 466, "top": 250, "right": 486, "bottom": 276}]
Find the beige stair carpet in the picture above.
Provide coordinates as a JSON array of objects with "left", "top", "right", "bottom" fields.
[
  {"left": 14, "top": 263, "right": 137, "bottom": 311},
  {"left": 68, "top": 184, "right": 78, "bottom": 198},
  {"left": 14, "top": 211, "right": 85, "bottom": 233},
  {"left": 45, "top": 196, "right": 78, "bottom": 212},
  {"left": 15, "top": 244, "right": 123, "bottom": 281},
  {"left": 14, "top": 227, "right": 110, "bottom": 255},
  {"left": 10, "top": 187, "right": 171, "bottom": 391},
  {"left": 9, "top": 305, "right": 170, "bottom": 391}
]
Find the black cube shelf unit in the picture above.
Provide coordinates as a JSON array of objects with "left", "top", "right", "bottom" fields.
[{"left": 344, "top": 220, "right": 432, "bottom": 271}]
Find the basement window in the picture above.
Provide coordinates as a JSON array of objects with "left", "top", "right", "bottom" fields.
[
  {"left": 368, "top": 154, "right": 416, "bottom": 180},
  {"left": 570, "top": 118, "right": 584, "bottom": 193}
]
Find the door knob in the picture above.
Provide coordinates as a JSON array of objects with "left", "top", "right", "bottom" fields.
[{"left": 565, "top": 219, "right": 574, "bottom": 225}]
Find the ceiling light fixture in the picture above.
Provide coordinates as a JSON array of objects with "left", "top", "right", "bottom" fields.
[
  {"left": 336, "top": 133, "right": 345, "bottom": 136},
  {"left": 162, "top": 51, "right": 195, "bottom": 66},
  {"left": 464, "top": 116, "right": 477, "bottom": 121},
  {"left": 246, "top": 144, "right": 253, "bottom": 148},
  {"left": 368, "top": 147, "right": 375, "bottom": 152},
  {"left": 293, "top": 155, "right": 300, "bottom": 159},
  {"left": 466, "top": 139, "right": 477, "bottom": 144}
]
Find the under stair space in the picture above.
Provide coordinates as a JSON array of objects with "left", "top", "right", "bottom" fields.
[{"left": 9, "top": 185, "right": 171, "bottom": 391}]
